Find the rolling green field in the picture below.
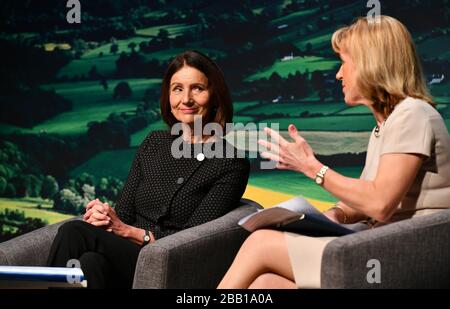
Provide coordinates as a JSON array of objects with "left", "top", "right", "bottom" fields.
[
  {"left": 248, "top": 166, "right": 363, "bottom": 203},
  {"left": 135, "top": 23, "right": 196, "bottom": 38},
  {"left": 233, "top": 116, "right": 256, "bottom": 124},
  {"left": 269, "top": 8, "right": 319, "bottom": 27},
  {"left": 0, "top": 122, "right": 33, "bottom": 135},
  {"left": 58, "top": 44, "right": 226, "bottom": 79},
  {"left": 430, "top": 82, "right": 450, "bottom": 97},
  {"left": 241, "top": 102, "right": 345, "bottom": 116},
  {"left": 130, "top": 119, "right": 169, "bottom": 146},
  {"left": 143, "top": 10, "right": 168, "bottom": 19},
  {"left": 69, "top": 148, "right": 137, "bottom": 180},
  {"left": 260, "top": 114, "right": 376, "bottom": 131},
  {"left": 293, "top": 32, "right": 334, "bottom": 52},
  {"left": 142, "top": 47, "right": 226, "bottom": 62},
  {"left": 245, "top": 56, "right": 339, "bottom": 81},
  {"left": 435, "top": 97, "right": 450, "bottom": 104},
  {"left": 338, "top": 103, "right": 449, "bottom": 115},
  {"left": 57, "top": 54, "right": 119, "bottom": 79},
  {"left": 228, "top": 130, "right": 370, "bottom": 155},
  {"left": 42, "top": 79, "right": 161, "bottom": 109},
  {"left": 269, "top": 2, "right": 360, "bottom": 53},
  {"left": 233, "top": 101, "right": 261, "bottom": 113},
  {"left": 81, "top": 37, "right": 152, "bottom": 58},
  {"left": 418, "top": 36, "right": 450, "bottom": 60},
  {"left": 33, "top": 78, "right": 161, "bottom": 136},
  {"left": 251, "top": 0, "right": 291, "bottom": 16},
  {"left": 336, "top": 105, "right": 371, "bottom": 115},
  {"left": 130, "top": 115, "right": 257, "bottom": 147},
  {"left": 0, "top": 198, "right": 72, "bottom": 225}
]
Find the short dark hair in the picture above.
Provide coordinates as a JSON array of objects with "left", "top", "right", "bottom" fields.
[{"left": 160, "top": 50, "right": 233, "bottom": 129}]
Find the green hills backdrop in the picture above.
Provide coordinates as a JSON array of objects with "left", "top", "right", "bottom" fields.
[{"left": 0, "top": 0, "right": 449, "bottom": 241}]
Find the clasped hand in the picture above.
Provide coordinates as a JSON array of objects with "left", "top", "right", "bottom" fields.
[
  {"left": 83, "top": 199, "right": 125, "bottom": 235},
  {"left": 258, "top": 124, "right": 322, "bottom": 179}
]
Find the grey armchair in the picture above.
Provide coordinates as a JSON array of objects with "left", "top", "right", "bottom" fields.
[
  {"left": 0, "top": 198, "right": 262, "bottom": 288},
  {"left": 321, "top": 209, "right": 450, "bottom": 288}
]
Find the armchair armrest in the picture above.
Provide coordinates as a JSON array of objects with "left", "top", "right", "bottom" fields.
[
  {"left": 0, "top": 218, "right": 79, "bottom": 266},
  {"left": 321, "top": 209, "right": 450, "bottom": 288},
  {"left": 132, "top": 203, "right": 260, "bottom": 289}
]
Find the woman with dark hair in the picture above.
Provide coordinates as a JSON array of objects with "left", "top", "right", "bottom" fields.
[
  {"left": 47, "top": 50, "right": 250, "bottom": 288},
  {"left": 160, "top": 50, "right": 233, "bottom": 129}
]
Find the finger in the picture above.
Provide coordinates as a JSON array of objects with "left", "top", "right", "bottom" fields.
[
  {"left": 83, "top": 209, "right": 92, "bottom": 220},
  {"left": 303, "top": 141, "right": 314, "bottom": 156},
  {"left": 105, "top": 203, "right": 111, "bottom": 212},
  {"left": 264, "top": 127, "right": 288, "bottom": 148},
  {"left": 260, "top": 151, "right": 283, "bottom": 164},
  {"left": 276, "top": 162, "right": 288, "bottom": 170},
  {"left": 85, "top": 199, "right": 98, "bottom": 210},
  {"left": 289, "top": 124, "right": 314, "bottom": 155},
  {"left": 288, "top": 124, "right": 308, "bottom": 145},
  {"left": 288, "top": 124, "right": 302, "bottom": 143},
  {"left": 92, "top": 203, "right": 107, "bottom": 215},
  {"left": 108, "top": 206, "right": 116, "bottom": 216},
  {"left": 102, "top": 203, "right": 111, "bottom": 214},
  {"left": 87, "top": 216, "right": 98, "bottom": 225},
  {"left": 91, "top": 220, "right": 110, "bottom": 227},
  {"left": 106, "top": 227, "right": 113, "bottom": 232},
  {"left": 257, "top": 139, "right": 280, "bottom": 154},
  {"left": 92, "top": 212, "right": 109, "bottom": 221},
  {"left": 277, "top": 162, "right": 294, "bottom": 170}
]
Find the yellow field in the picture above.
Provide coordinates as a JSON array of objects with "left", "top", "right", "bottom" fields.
[
  {"left": 0, "top": 198, "right": 73, "bottom": 225},
  {"left": 242, "top": 185, "right": 333, "bottom": 212}
]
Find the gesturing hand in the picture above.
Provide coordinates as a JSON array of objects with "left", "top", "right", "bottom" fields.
[{"left": 258, "top": 124, "right": 322, "bottom": 179}]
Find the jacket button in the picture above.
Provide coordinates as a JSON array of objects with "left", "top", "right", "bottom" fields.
[
  {"left": 196, "top": 153, "right": 205, "bottom": 161},
  {"left": 177, "top": 177, "right": 184, "bottom": 184}
]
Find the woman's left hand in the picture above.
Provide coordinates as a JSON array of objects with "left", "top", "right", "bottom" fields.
[
  {"left": 85, "top": 201, "right": 129, "bottom": 237},
  {"left": 258, "top": 124, "right": 322, "bottom": 179},
  {"left": 103, "top": 205, "right": 129, "bottom": 237}
]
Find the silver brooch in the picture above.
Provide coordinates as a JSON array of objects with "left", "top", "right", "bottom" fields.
[
  {"left": 374, "top": 121, "right": 385, "bottom": 138},
  {"left": 374, "top": 125, "right": 381, "bottom": 137}
]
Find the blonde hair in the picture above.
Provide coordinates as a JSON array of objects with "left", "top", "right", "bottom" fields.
[{"left": 332, "top": 15, "right": 435, "bottom": 117}]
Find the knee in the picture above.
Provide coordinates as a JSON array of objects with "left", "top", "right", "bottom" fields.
[
  {"left": 248, "top": 273, "right": 273, "bottom": 289},
  {"left": 242, "top": 229, "right": 282, "bottom": 252},
  {"left": 57, "top": 220, "right": 89, "bottom": 236},
  {"left": 79, "top": 252, "right": 103, "bottom": 265}
]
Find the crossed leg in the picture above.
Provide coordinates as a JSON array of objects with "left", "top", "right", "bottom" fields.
[{"left": 218, "top": 229, "right": 296, "bottom": 289}]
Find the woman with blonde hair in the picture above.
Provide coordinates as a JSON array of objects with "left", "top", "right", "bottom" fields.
[{"left": 218, "top": 15, "right": 450, "bottom": 289}]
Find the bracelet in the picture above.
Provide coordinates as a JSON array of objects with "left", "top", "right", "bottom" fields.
[{"left": 330, "top": 205, "right": 348, "bottom": 224}]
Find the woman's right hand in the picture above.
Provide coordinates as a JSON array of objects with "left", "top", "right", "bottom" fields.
[{"left": 83, "top": 199, "right": 111, "bottom": 230}]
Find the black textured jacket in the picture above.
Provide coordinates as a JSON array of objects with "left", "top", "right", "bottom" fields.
[{"left": 115, "top": 130, "right": 250, "bottom": 239}]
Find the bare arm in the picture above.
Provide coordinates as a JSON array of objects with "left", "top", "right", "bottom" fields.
[
  {"left": 323, "top": 201, "right": 367, "bottom": 224},
  {"left": 322, "top": 153, "right": 424, "bottom": 222},
  {"left": 260, "top": 125, "right": 425, "bottom": 223}
]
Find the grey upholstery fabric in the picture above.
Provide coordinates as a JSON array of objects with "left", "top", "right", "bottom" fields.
[
  {"left": 0, "top": 217, "right": 79, "bottom": 266},
  {"left": 132, "top": 202, "right": 258, "bottom": 288},
  {"left": 0, "top": 199, "right": 260, "bottom": 289},
  {"left": 321, "top": 209, "right": 450, "bottom": 288}
]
